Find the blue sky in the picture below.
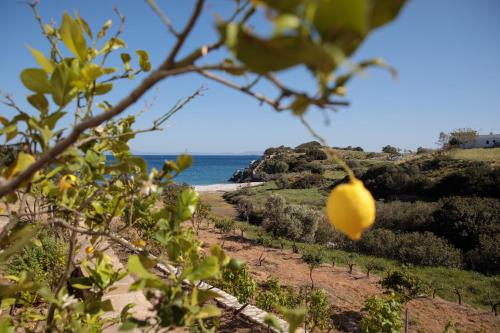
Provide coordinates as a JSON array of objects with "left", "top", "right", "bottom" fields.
[{"left": 0, "top": 0, "right": 499, "bottom": 154}]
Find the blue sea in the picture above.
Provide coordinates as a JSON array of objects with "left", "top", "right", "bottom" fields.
[{"left": 137, "top": 155, "right": 260, "bottom": 185}]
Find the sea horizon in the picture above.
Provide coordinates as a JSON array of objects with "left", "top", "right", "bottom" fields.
[{"left": 137, "top": 154, "right": 260, "bottom": 185}]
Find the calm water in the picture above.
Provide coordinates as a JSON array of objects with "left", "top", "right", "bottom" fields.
[{"left": 138, "top": 155, "right": 259, "bottom": 185}]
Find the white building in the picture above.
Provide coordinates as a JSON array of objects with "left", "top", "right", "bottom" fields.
[{"left": 461, "top": 134, "right": 500, "bottom": 149}]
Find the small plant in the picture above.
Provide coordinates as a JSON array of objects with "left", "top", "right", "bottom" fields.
[
  {"left": 214, "top": 217, "right": 235, "bottom": 234},
  {"left": 302, "top": 251, "right": 323, "bottom": 290},
  {"left": 360, "top": 293, "right": 403, "bottom": 333},
  {"left": 347, "top": 254, "right": 357, "bottom": 275},
  {"left": 292, "top": 242, "right": 299, "bottom": 254},
  {"left": 454, "top": 287, "right": 463, "bottom": 305},
  {"left": 238, "top": 223, "right": 249, "bottom": 238},
  {"left": 211, "top": 263, "right": 256, "bottom": 304},
  {"left": 304, "top": 288, "right": 331, "bottom": 332},
  {"left": 381, "top": 270, "right": 430, "bottom": 301},
  {"left": 255, "top": 277, "right": 301, "bottom": 313}
]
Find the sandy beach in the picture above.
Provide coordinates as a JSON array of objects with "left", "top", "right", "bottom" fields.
[{"left": 194, "top": 182, "right": 263, "bottom": 192}]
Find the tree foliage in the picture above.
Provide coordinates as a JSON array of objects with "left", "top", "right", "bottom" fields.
[{"left": 0, "top": 0, "right": 407, "bottom": 331}]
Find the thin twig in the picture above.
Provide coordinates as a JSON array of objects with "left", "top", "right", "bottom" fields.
[{"left": 145, "top": 0, "right": 179, "bottom": 37}]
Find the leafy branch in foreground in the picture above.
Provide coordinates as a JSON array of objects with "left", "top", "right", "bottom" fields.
[{"left": 0, "top": 0, "right": 407, "bottom": 331}]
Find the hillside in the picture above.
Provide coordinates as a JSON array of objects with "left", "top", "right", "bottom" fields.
[
  {"left": 216, "top": 142, "right": 500, "bottom": 329},
  {"left": 198, "top": 191, "right": 500, "bottom": 332}
]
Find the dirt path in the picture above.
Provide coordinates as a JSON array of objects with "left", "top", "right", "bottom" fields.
[{"left": 199, "top": 192, "right": 500, "bottom": 333}]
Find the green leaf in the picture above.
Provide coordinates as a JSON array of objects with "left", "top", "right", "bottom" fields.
[
  {"left": 81, "top": 64, "right": 109, "bottom": 83},
  {"left": 370, "top": 0, "right": 407, "bottom": 29},
  {"left": 264, "top": 314, "right": 283, "bottom": 332},
  {"left": 3, "top": 152, "right": 35, "bottom": 179},
  {"left": 99, "top": 37, "right": 126, "bottom": 54},
  {"left": 195, "top": 304, "right": 221, "bottom": 319},
  {"left": 44, "top": 111, "right": 67, "bottom": 130},
  {"left": 60, "top": 12, "right": 88, "bottom": 62},
  {"left": 94, "top": 83, "right": 113, "bottom": 95},
  {"left": 177, "top": 188, "right": 199, "bottom": 222},
  {"left": 120, "top": 303, "right": 136, "bottom": 322},
  {"left": 27, "top": 46, "right": 54, "bottom": 73},
  {"left": 127, "top": 255, "right": 157, "bottom": 280},
  {"left": 225, "top": 25, "right": 338, "bottom": 73},
  {"left": 290, "top": 95, "right": 310, "bottom": 116},
  {"left": 176, "top": 154, "right": 192, "bottom": 172},
  {"left": 0, "top": 124, "right": 17, "bottom": 142},
  {"left": 187, "top": 256, "right": 218, "bottom": 281},
  {"left": 27, "top": 93, "right": 49, "bottom": 114},
  {"left": 278, "top": 307, "right": 306, "bottom": 333},
  {"left": 314, "top": 0, "right": 369, "bottom": 56},
  {"left": 0, "top": 224, "right": 38, "bottom": 263},
  {"left": 97, "top": 19, "right": 112, "bottom": 40},
  {"left": 120, "top": 53, "right": 132, "bottom": 71},
  {"left": 50, "top": 63, "right": 77, "bottom": 107},
  {"left": 74, "top": 10, "right": 93, "bottom": 39},
  {"left": 20, "top": 68, "right": 52, "bottom": 94},
  {"left": 70, "top": 277, "right": 93, "bottom": 289},
  {"left": 85, "top": 149, "right": 101, "bottom": 168},
  {"left": 91, "top": 201, "right": 104, "bottom": 215},
  {"left": 136, "top": 50, "right": 151, "bottom": 72}
]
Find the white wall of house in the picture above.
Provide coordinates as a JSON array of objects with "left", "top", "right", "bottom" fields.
[{"left": 461, "top": 134, "right": 500, "bottom": 148}]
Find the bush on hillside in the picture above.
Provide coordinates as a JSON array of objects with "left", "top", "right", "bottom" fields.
[
  {"left": 263, "top": 160, "right": 289, "bottom": 174},
  {"left": 288, "top": 159, "right": 324, "bottom": 174},
  {"left": 465, "top": 234, "right": 500, "bottom": 275},
  {"left": 291, "top": 173, "right": 325, "bottom": 189},
  {"left": 295, "top": 141, "right": 322, "bottom": 153},
  {"left": 361, "top": 164, "right": 432, "bottom": 198},
  {"left": 375, "top": 200, "right": 437, "bottom": 232},
  {"left": 357, "top": 229, "right": 463, "bottom": 268},
  {"left": 434, "top": 165, "right": 500, "bottom": 199},
  {"left": 305, "top": 148, "right": 328, "bottom": 161},
  {"left": 380, "top": 270, "right": 430, "bottom": 300},
  {"left": 396, "top": 232, "right": 463, "bottom": 268},
  {"left": 262, "top": 195, "right": 320, "bottom": 242},
  {"left": 431, "top": 196, "right": 500, "bottom": 252}
]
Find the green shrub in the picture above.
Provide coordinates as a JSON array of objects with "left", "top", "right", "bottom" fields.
[
  {"left": 291, "top": 173, "right": 324, "bottom": 189},
  {"left": 375, "top": 200, "right": 437, "bottom": 232},
  {"left": 382, "top": 145, "right": 400, "bottom": 155},
  {"left": 305, "top": 148, "right": 327, "bottom": 161},
  {"left": 360, "top": 293, "right": 403, "bottom": 333},
  {"left": 5, "top": 230, "right": 67, "bottom": 290},
  {"left": 381, "top": 270, "right": 430, "bottom": 300},
  {"left": 431, "top": 196, "right": 500, "bottom": 253},
  {"left": 263, "top": 160, "right": 289, "bottom": 174},
  {"left": 262, "top": 195, "right": 320, "bottom": 242},
  {"left": 358, "top": 230, "right": 463, "bottom": 268},
  {"left": 213, "top": 217, "right": 235, "bottom": 233},
  {"left": 434, "top": 165, "right": 500, "bottom": 199},
  {"left": 255, "top": 277, "right": 301, "bottom": 312},
  {"left": 396, "top": 232, "right": 463, "bottom": 268},
  {"left": 305, "top": 289, "right": 331, "bottom": 331},
  {"left": 465, "top": 234, "right": 500, "bottom": 275},
  {"left": 212, "top": 264, "right": 256, "bottom": 303},
  {"left": 362, "top": 164, "right": 432, "bottom": 199}
]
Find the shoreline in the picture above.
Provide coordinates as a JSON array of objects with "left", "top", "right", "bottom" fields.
[{"left": 194, "top": 182, "right": 263, "bottom": 192}]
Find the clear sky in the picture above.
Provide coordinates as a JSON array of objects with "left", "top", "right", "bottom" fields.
[{"left": 1, "top": 0, "right": 499, "bottom": 154}]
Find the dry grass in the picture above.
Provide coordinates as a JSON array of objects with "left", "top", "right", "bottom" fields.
[{"left": 447, "top": 148, "right": 500, "bottom": 163}]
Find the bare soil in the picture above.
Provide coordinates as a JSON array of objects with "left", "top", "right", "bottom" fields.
[{"left": 198, "top": 192, "right": 500, "bottom": 333}]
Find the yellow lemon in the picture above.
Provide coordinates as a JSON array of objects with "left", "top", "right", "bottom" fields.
[
  {"left": 59, "top": 174, "right": 77, "bottom": 192},
  {"left": 133, "top": 239, "right": 146, "bottom": 248},
  {"left": 85, "top": 245, "right": 94, "bottom": 254},
  {"left": 326, "top": 178, "right": 375, "bottom": 240}
]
